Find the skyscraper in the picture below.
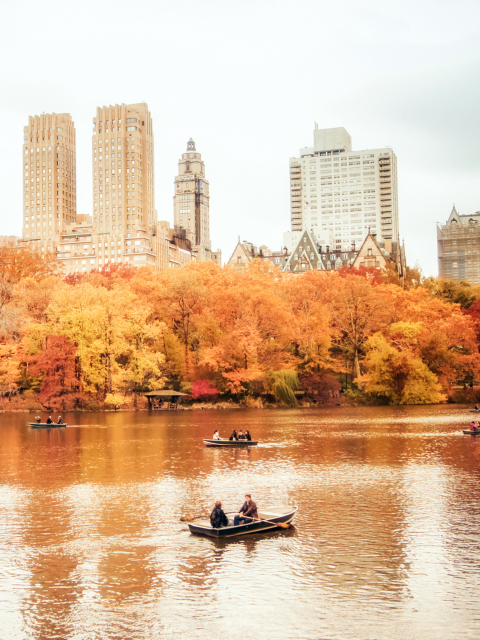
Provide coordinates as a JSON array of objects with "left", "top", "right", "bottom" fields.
[
  {"left": 288, "top": 125, "right": 399, "bottom": 251},
  {"left": 92, "top": 103, "right": 156, "bottom": 236},
  {"left": 173, "top": 138, "right": 212, "bottom": 259},
  {"left": 22, "top": 113, "right": 76, "bottom": 245}
]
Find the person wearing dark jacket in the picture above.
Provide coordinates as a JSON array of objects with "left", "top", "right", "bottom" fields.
[
  {"left": 237, "top": 430, "right": 246, "bottom": 440},
  {"left": 46, "top": 416, "right": 53, "bottom": 424},
  {"left": 245, "top": 430, "right": 252, "bottom": 441},
  {"left": 210, "top": 501, "right": 229, "bottom": 528},
  {"left": 234, "top": 494, "right": 258, "bottom": 526},
  {"left": 229, "top": 430, "right": 238, "bottom": 441}
]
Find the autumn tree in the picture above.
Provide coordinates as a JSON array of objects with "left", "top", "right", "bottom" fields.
[{"left": 29, "top": 335, "right": 86, "bottom": 411}]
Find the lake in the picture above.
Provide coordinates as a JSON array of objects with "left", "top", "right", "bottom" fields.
[{"left": 0, "top": 405, "right": 479, "bottom": 639}]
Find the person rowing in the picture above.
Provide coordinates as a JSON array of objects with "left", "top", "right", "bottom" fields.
[
  {"left": 210, "top": 500, "right": 229, "bottom": 528},
  {"left": 46, "top": 415, "right": 53, "bottom": 425},
  {"left": 34, "top": 416, "right": 41, "bottom": 423},
  {"left": 475, "top": 405, "right": 480, "bottom": 411},
  {"left": 57, "top": 416, "right": 63, "bottom": 425},
  {"left": 237, "top": 430, "right": 247, "bottom": 440},
  {"left": 469, "top": 421, "right": 477, "bottom": 430},
  {"left": 234, "top": 494, "right": 258, "bottom": 526},
  {"left": 229, "top": 430, "right": 238, "bottom": 441},
  {"left": 213, "top": 430, "right": 221, "bottom": 440}
]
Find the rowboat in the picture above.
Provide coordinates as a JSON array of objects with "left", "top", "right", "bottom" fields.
[
  {"left": 463, "top": 429, "right": 480, "bottom": 435},
  {"left": 203, "top": 438, "right": 258, "bottom": 447},
  {"left": 28, "top": 423, "right": 67, "bottom": 429},
  {"left": 469, "top": 410, "right": 480, "bottom": 413},
  {"left": 188, "top": 506, "right": 298, "bottom": 538}
]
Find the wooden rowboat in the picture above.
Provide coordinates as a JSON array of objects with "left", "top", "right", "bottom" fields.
[
  {"left": 463, "top": 429, "right": 480, "bottom": 435},
  {"left": 188, "top": 506, "right": 298, "bottom": 538},
  {"left": 203, "top": 438, "right": 258, "bottom": 447},
  {"left": 28, "top": 423, "right": 67, "bottom": 429},
  {"left": 469, "top": 410, "right": 480, "bottom": 413}
]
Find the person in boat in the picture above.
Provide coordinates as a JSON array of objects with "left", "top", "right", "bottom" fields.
[
  {"left": 34, "top": 416, "right": 41, "bottom": 423},
  {"left": 234, "top": 494, "right": 258, "bottom": 526},
  {"left": 46, "top": 415, "right": 53, "bottom": 424},
  {"left": 245, "top": 430, "right": 252, "bottom": 441},
  {"left": 229, "top": 430, "right": 238, "bottom": 441},
  {"left": 237, "top": 430, "right": 247, "bottom": 440},
  {"left": 469, "top": 421, "right": 477, "bottom": 430},
  {"left": 475, "top": 405, "right": 479, "bottom": 411},
  {"left": 213, "top": 430, "right": 221, "bottom": 440},
  {"left": 210, "top": 500, "right": 229, "bottom": 528},
  {"left": 57, "top": 416, "right": 63, "bottom": 425}
]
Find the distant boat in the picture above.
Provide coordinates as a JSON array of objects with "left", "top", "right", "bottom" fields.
[
  {"left": 469, "top": 409, "right": 480, "bottom": 413},
  {"left": 203, "top": 438, "right": 258, "bottom": 447},
  {"left": 463, "top": 429, "right": 480, "bottom": 435},
  {"left": 28, "top": 422, "right": 67, "bottom": 429},
  {"left": 188, "top": 506, "right": 298, "bottom": 538}
]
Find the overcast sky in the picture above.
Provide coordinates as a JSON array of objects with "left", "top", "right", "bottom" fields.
[{"left": 1, "top": 0, "right": 479, "bottom": 276}]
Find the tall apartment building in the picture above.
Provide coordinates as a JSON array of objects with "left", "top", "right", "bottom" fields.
[
  {"left": 91, "top": 103, "right": 156, "bottom": 236},
  {"left": 21, "top": 105, "right": 217, "bottom": 274},
  {"left": 22, "top": 113, "right": 76, "bottom": 247},
  {"left": 174, "top": 138, "right": 213, "bottom": 261},
  {"left": 56, "top": 103, "right": 161, "bottom": 272},
  {"left": 289, "top": 125, "right": 399, "bottom": 251},
  {"left": 437, "top": 206, "right": 480, "bottom": 284}
]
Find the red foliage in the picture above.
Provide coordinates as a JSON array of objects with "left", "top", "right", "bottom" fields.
[
  {"left": 29, "top": 335, "right": 86, "bottom": 411},
  {"left": 63, "top": 263, "right": 138, "bottom": 287},
  {"left": 464, "top": 299, "right": 480, "bottom": 342},
  {"left": 300, "top": 373, "right": 341, "bottom": 403},
  {"left": 336, "top": 264, "right": 384, "bottom": 284},
  {"left": 192, "top": 379, "right": 218, "bottom": 400}
]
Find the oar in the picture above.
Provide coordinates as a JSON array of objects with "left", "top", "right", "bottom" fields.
[
  {"left": 180, "top": 511, "right": 235, "bottom": 522},
  {"left": 239, "top": 515, "right": 291, "bottom": 529}
]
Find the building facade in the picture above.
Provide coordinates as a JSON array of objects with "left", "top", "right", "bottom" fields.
[
  {"left": 227, "top": 231, "right": 406, "bottom": 279},
  {"left": 21, "top": 104, "right": 208, "bottom": 274},
  {"left": 22, "top": 112, "right": 77, "bottom": 249},
  {"left": 92, "top": 103, "right": 156, "bottom": 237},
  {"left": 289, "top": 124, "right": 399, "bottom": 251},
  {"left": 174, "top": 139, "right": 211, "bottom": 258},
  {"left": 437, "top": 206, "right": 480, "bottom": 283}
]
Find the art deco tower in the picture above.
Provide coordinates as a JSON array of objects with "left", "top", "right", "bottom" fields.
[
  {"left": 22, "top": 113, "right": 76, "bottom": 243},
  {"left": 92, "top": 103, "right": 156, "bottom": 236},
  {"left": 173, "top": 138, "right": 211, "bottom": 257}
]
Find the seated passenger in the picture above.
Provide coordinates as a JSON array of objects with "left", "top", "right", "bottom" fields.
[
  {"left": 213, "top": 430, "right": 221, "bottom": 440},
  {"left": 57, "top": 416, "right": 63, "bottom": 425},
  {"left": 245, "top": 430, "right": 252, "bottom": 441},
  {"left": 229, "top": 430, "right": 238, "bottom": 441},
  {"left": 470, "top": 421, "right": 477, "bottom": 430},
  {"left": 237, "top": 430, "right": 246, "bottom": 440},
  {"left": 234, "top": 494, "right": 258, "bottom": 526},
  {"left": 210, "top": 500, "right": 229, "bottom": 528},
  {"left": 46, "top": 416, "right": 53, "bottom": 425},
  {"left": 35, "top": 416, "right": 41, "bottom": 423}
]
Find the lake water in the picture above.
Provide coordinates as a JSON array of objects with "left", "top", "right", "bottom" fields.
[{"left": 0, "top": 405, "right": 479, "bottom": 640}]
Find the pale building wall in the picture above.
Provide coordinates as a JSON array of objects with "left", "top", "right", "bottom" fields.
[
  {"left": 437, "top": 208, "right": 480, "bottom": 284},
  {"left": 290, "top": 125, "right": 399, "bottom": 251},
  {"left": 352, "top": 235, "right": 388, "bottom": 270},
  {"left": 22, "top": 113, "right": 76, "bottom": 250}
]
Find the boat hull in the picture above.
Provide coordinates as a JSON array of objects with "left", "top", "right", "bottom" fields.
[
  {"left": 463, "top": 429, "right": 480, "bottom": 435},
  {"left": 28, "top": 423, "right": 67, "bottom": 429},
  {"left": 203, "top": 439, "right": 258, "bottom": 447},
  {"left": 188, "top": 506, "right": 298, "bottom": 538}
]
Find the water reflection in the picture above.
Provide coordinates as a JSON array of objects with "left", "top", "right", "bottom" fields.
[{"left": 0, "top": 406, "right": 479, "bottom": 639}]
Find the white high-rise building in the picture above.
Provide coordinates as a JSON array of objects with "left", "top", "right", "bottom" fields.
[{"left": 289, "top": 125, "right": 399, "bottom": 250}]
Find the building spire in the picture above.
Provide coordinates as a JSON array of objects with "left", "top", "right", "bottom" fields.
[{"left": 187, "top": 137, "right": 196, "bottom": 151}]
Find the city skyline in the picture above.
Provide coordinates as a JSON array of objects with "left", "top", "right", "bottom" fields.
[{"left": 1, "top": 1, "right": 479, "bottom": 277}]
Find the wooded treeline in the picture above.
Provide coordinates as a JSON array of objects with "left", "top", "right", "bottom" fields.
[{"left": 1, "top": 242, "right": 480, "bottom": 410}]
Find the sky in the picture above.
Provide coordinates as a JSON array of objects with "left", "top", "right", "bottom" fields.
[{"left": 1, "top": 0, "right": 479, "bottom": 276}]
